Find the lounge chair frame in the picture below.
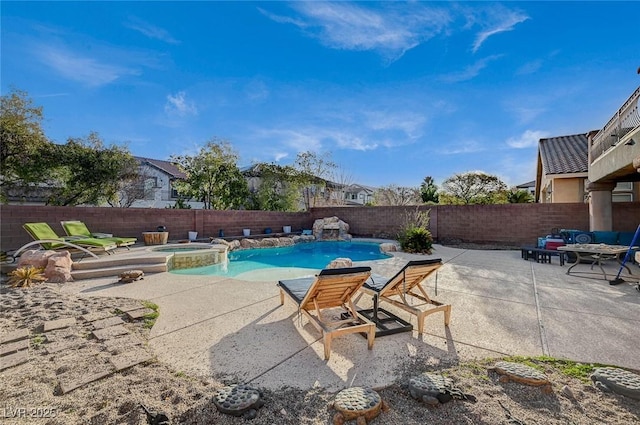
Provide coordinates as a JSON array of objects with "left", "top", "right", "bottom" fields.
[
  {"left": 22, "top": 222, "right": 118, "bottom": 256},
  {"left": 60, "top": 220, "right": 137, "bottom": 249},
  {"left": 278, "top": 267, "right": 376, "bottom": 360},
  {"left": 358, "top": 259, "right": 451, "bottom": 335}
]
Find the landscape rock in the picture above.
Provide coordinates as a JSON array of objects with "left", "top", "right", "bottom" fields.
[
  {"left": 380, "top": 243, "right": 398, "bottom": 252},
  {"left": 313, "top": 217, "right": 351, "bottom": 241},
  {"left": 18, "top": 249, "right": 54, "bottom": 269},
  {"left": 44, "top": 251, "right": 73, "bottom": 283},
  {"left": 326, "top": 258, "right": 353, "bottom": 269},
  {"left": 239, "top": 239, "right": 260, "bottom": 249}
]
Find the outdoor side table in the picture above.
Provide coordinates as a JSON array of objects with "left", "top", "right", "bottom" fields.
[
  {"left": 143, "top": 232, "right": 169, "bottom": 245},
  {"left": 557, "top": 244, "right": 636, "bottom": 280}
]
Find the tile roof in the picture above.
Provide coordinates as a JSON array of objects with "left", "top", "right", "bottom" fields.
[
  {"left": 516, "top": 180, "right": 535, "bottom": 189},
  {"left": 538, "top": 133, "right": 588, "bottom": 175},
  {"left": 135, "top": 157, "right": 186, "bottom": 179}
]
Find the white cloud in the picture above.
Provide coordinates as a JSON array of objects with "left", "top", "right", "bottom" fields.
[
  {"left": 164, "top": 92, "right": 198, "bottom": 117},
  {"left": 274, "top": 152, "right": 289, "bottom": 162},
  {"left": 363, "top": 110, "right": 426, "bottom": 139},
  {"left": 124, "top": 16, "right": 179, "bottom": 44},
  {"left": 244, "top": 79, "right": 270, "bottom": 103},
  {"left": 506, "top": 129, "right": 547, "bottom": 148},
  {"left": 516, "top": 59, "right": 543, "bottom": 75},
  {"left": 470, "top": 7, "right": 529, "bottom": 53},
  {"left": 37, "top": 46, "right": 140, "bottom": 87},
  {"left": 437, "top": 140, "right": 485, "bottom": 155},
  {"left": 440, "top": 55, "right": 502, "bottom": 83},
  {"left": 261, "top": 2, "right": 451, "bottom": 62}
]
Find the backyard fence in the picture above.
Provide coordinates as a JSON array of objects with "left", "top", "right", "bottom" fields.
[{"left": 1, "top": 203, "right": 638, "bottom": 251}]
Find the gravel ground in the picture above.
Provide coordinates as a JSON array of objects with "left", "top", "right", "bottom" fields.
[{"left": 1, "top": 283, "right": 639, "bottom": 425}]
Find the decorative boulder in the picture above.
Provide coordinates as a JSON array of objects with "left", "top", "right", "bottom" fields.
[
  {"left": 313, "top": 217, "right": 351, "bottom": 241},
  {"left": 240, "top": 239, "right": 260, "bottom": 249},
  {"left": 278, "top": 237, "right": 294, "bottom": 246},
  {"left": 18, "top": 249, "right": 54, "bottom": 269},
  {"left": 380, "top": 243, "right": 398, "bottom": 253},
  {"left": 44, "top": 251, "right": 73, "bottom": 283},
  {"left": 259, "top": 238, "right": 279, "bottom": 247},
  {"left": 228, "top": 240, "right": 241, "bottom": 251},
  {"left": 118, "top": 270, "right": 145, "bottom": 284},
  {"left": 327, "top": 258, "right": 353, "bottom": 269}
]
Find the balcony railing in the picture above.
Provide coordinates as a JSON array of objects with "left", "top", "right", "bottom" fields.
[{"left": 590, "top": 86, "right": 640, "bottom": 163}]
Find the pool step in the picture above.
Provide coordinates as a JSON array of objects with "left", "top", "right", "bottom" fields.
[
  {"left": 70, "top": 253, "right": 171, "bottom": 280},
  {"left": 71, "top": 262, "right": 169, "bottom": 280},
  {"left": 72, "top": 255, "right": 170, "bottom": 270}
]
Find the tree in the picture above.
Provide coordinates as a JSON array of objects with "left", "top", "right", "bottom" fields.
[
  {"left": 507, "top": 189, "right": 534, "bottom": 203},
  {"left": 170, "top": 139, "right": 249, "bottom": 209},
  {"left": 419, "top": 176, "right": 439, "bottom": 204},
  {"left": 45, "top": 132, "right": 139, "bottom": 206},
  {"left": 440, "top": 172, "right": 508, "bottom": 205},
  {"left": 294, "top": 151, "right": 336, "bottom": 210},
  {"left": 246, "top": 163, "right": 302, "bottom": 211},
  {"left": 0, "top": 88, "right": 51, "bottom": 201},
  {"left": 373, "top": 184, "right": 422, "bottom": 206},
  {"left": 108, "top": 170, "right": 150, "bottom": 208}
]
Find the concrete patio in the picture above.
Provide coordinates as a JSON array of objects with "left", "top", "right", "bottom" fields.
[{"left": 58, "top": 242, "right": 640, "bottom": 392}]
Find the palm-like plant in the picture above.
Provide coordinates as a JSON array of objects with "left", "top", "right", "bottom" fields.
[{"left": 8, "top": 266, "right": 47, "bottom": 288}]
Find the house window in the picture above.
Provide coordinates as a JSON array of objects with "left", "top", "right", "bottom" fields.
[
  {"left": 613, "top": 182, "right": 632, "bottom": 191},
  {"left": 613, "top": 193, "right": 632, "bottom": 202},
  {"left": 612, "top": 182, "right": 633, "bottom": 202}
]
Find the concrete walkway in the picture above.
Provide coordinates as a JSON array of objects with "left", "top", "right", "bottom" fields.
[{"left": 60, "top": 243, "right": 640, "bottom": 391}]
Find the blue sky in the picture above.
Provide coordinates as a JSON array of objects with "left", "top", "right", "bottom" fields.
[{"left": 2, "top": 1, "right": 639, "bottom": 188}]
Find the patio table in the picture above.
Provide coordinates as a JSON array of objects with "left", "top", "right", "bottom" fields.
[{"left": 557, "top": 244, "right": 636, "bottom": 279}]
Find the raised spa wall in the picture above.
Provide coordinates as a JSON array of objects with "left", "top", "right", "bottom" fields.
[{"left": 157, "top": 243, "right": 229, "bottom": 270}]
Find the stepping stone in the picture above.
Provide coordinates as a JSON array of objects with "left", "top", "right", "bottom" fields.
[
  {"left": 58, "top": 369, "right": 114, "bottom": 394},
  {"left": 45, "top": 339, "right": 84, "bottom": 355},
  {"left": 212, "top": 384, "right": 264, "bottom": 419},
  {"left": 0, "top": 339, "right": 30, "bottom": 356},
  {"left": 43, "top": 318, "right": 76, "bottom": 332},
  {"left": 92, "top": 316, "right": 125, "bottom": 330},
  {"left": 81, "top": 311, "right": 115, "bottom": 322},
  {"left": 102, "top": 334, "right": 143, "bottom": 354},
  {"left": 490, "top": 361, "right": 552, "bottom": 394},
  {"left": 332, "top": 387, "right": 388, "bottom": 425},
  {"left": 408, "top": 372, "right": 477, "bottom": 405},
  {"left": 591, "top": 367, "right": 640, "bottom": 401},
  {"left": 92, "top": 325, "right": 130, "bottom": 341},
  {"left": 0, "top": 329, "right": 29, "bottom": 344},
  {"left": 0, "top": 350, "right": 29, "bottom": 371},
  {"left": 110, "top": 349, "right": 153, "bottom": 371},
  {"left": 118, "top": 303, "right": 148, "bottom": 313},
  {"left": 126, "top": 308, "right": 154, "bottom": 320}
]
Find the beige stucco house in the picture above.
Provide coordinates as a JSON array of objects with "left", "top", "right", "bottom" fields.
[{"left": 535, "top": 86, "right": 640, "bottom": 230}]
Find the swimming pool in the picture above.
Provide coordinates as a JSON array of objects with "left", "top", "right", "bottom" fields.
[{"left": 171, "top": 241, "right": 391, "bottom": 280}]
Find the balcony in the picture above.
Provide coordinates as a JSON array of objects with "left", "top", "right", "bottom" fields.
[{"left": 589, "top": 86, "right": 640, "bottom": 183}]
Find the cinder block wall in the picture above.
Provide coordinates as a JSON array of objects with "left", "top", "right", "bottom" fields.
[
  {"left": 1, "top": 203, "right": 638, "bottom": 251},
  {"left": 0, "top": 206, "right": 311, "bottom": 250}
]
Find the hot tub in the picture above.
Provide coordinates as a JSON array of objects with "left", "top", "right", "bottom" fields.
[{"left": 151, "top": 243, "right": 228, "bottom": 270}]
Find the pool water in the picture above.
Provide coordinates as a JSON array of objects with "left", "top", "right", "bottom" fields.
[{"left": 171, "top": 241, "right": 390, "bottom": 278}]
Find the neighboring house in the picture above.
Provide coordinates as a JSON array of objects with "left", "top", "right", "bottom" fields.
[
  {"left": 535, "top": 133, "right": 590, "bottom": 203},
  {"left": 535, "top": 132, "right": 639, "bottom": 204},
  {"left": 587, "top": 86, "right": 640, "bottom": 230},
  {"left": 515, "top": 180, "right": 536, "bottom": 197},
  {"left": 131, "top": 157, "right": 204, "bottom": 209},
  {"left": 342, "top": 184, "right": 375, "bottom": 205}
]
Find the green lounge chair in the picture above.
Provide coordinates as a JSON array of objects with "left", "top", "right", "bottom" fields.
[
  {"left": 22, "top": 222, "right": 118, "bottom": 255},
  {"left": 61, "top": 220, "right": 137, "bottom": 249}
]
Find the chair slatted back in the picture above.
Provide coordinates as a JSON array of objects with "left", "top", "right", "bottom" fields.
[
  {"left": 300, "top": 268, "right": 371, "bottom": 312},
  {"left": 381, "top": 261, "right": 442, "bottom": 298}
]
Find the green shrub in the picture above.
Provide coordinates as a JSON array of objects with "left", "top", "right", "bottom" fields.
[{"left": 398, "top": 226, "right": 433, "bottom": 254}]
